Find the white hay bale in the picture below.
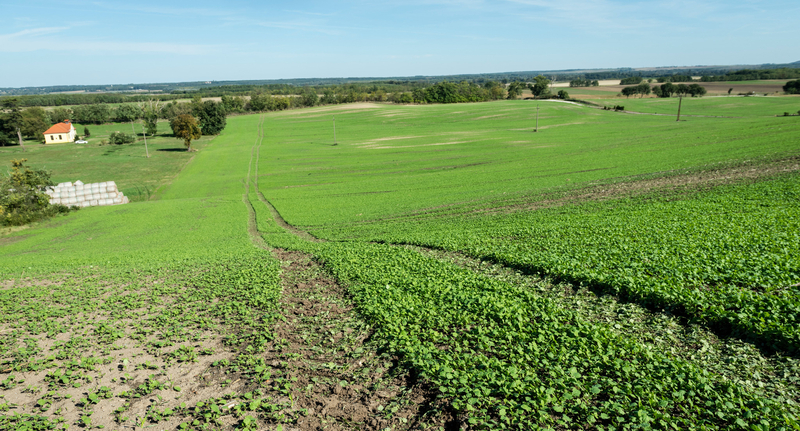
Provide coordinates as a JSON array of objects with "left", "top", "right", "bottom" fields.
[
  {"left": 106, "top": 185, "right": 117, "bottom": 192},
  {"left": 58, "top": 182, "right": 72, "bottom": 188},
  {"left": 90, "top": 200, "right": 99, "bottom": 206},
  {"left": 74, "top": 180, "right": 84, "bottom": 186},
  {"left": 122, "top": 196, "right": 129, "bottom": 204},
  {"left": 50, "top": 198, "right": 61, "bottom": 204},
  {"left": 113, "top": 197, "right": 123, "bottom": 204}
]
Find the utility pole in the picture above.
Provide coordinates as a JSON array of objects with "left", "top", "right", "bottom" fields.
[
  {"left": 676, "top": 96, "right": 683, "bottom": 122},
  {"left": 142, "top": 124, "right": 149, "bottom": 158},
  {"left": 333, "top": 115, "right": 337, "bottom": 145},
  {"left": 535, "top": 105, "right": 539, "bottom": 132}
]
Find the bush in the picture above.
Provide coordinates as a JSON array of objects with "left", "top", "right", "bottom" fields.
[
  {"left": 108, "top": 131, "right": 136, "bottom": 145},
  {"left": 782, "top": 80, "right": 800, "bottom": 94},
  {"left": 0, "top": 159, "right": 74, "bottom": 226}
]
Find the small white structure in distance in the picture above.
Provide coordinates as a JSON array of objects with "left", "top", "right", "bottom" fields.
[{"left": 45, "top": 180, "right": 130, "bottom": 208}]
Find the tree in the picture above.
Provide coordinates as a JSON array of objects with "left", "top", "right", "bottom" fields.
[
  {"left": 20, "top": 107, "right": 49, "bottom": 141},
  {"left": 196, "top": 101, "right": 227, "bottom": 135},
  {"left": 783, "top": 80, "right": 800, "bottom": 94},
  {"left": 621, "top": 86, "right": 637, "bottom": 98},
  {"left": 658, "top": 82, "right": 676, "bottom": 98},
  {"left": 73, "top": 104, "right": 111, "bottom": 124},
  {"left": 728, "top": 88, "right": 733, "bottom": 95},
  {"left": 249, "top": 93, "right": 270, "bottom": 111},
  {"left": 507, "top": 82, "right": 524, "bottom": 99},
  {"left": 635, "top": 82, "right": 651, "bottom": 98},
  {"left": 688, "top": 84, "right": 707, "bottom": 97},
  {"left": 170, "top": 114, "right": 201, "bottom": 151},
  {"left": 189, "top": 96, "right": 204, "bottom": 117},
  {"left": 528, "top": 75, "right": 551, "bottom": 98},
  {"left": 1, "top": 98, "right": 25, "bottom": 150},
  {"left": 0, "top": 159, "right": 72, "bottom": 226},
  {"left": 161, "top": 101, "right": 192, "bottom": 120},
  {"left": 620, "top": 76, "right": 643, "bottom": 85},
  {"left": 84, "top": 127, "right": 90, "bottom": 137},
  {"left": 48, "top": 108, "right": 73, "bottom": 125},
  {"left": 299, "top": 89, "right": 319, "bottom": 107},
  {"left": 108, "top": 131, "right": 136, "bottom": 145},
  {"left": 675, "top": 84, "right": 690, "bottom": 97},
  {"left": 114, "top": 104, "right": 142, "bottom": 123},
  {"left": 139, "top": 99, "right": 163, "bottom": 136},
  {"left": 557, "top": 90, "right": 570, "bottom": 99}
]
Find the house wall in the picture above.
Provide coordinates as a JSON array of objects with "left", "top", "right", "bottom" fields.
[{"left": 43, "top": 126, "right": 76, "bottom": 144}]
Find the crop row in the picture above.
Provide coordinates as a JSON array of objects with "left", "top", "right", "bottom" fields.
[
  {"left": 326, "top": 174, "right": 800, "bottom": 354},
  {"left": 254, "top": 198, "right": 799, "bottom": 429}
]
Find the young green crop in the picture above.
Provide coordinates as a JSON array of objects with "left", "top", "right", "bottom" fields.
[{"left": 333, "top": 174, "right": 800, "bottom": 353}]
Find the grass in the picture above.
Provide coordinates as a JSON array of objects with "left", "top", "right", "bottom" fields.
[
  {"left": 255, "top": 99, "right": 799, "bottom": 227},
  {"left": 0, "top": 121, "right": 214, "bottom": 202},
  {"left": 596, "top": 96, "right": 800, "bottom": 117},
  {"left": 2, "top": 96, "right": 800, "bottom": 429}
]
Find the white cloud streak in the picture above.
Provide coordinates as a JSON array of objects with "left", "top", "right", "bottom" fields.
[{"left": 0, "top": 27, "right": 217, "bottom": 55}]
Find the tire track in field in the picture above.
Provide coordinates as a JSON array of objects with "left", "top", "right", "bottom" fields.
[{"left": 241, "top": 118, "right": 442, "bottom": 431}]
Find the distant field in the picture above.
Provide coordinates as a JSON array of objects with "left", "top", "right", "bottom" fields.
[
  {"left": 256, "top": 100, "right": 799, "bottom": 226},
  {"left": 563, "top": 79, "right": 793, "bottom": 98},
  {"left": 595, "top": 96, "right": 800, "bottom": 117}
]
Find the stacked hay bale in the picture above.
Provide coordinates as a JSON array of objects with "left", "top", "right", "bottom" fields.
[{"left": 45, "top": 180, "right": 130, "bottom": 208}]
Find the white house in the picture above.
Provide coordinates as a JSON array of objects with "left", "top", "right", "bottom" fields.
[{"left": 43, "top": 120, "right": 76, "bottom": 144}]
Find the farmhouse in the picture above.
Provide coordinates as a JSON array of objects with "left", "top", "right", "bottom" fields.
[{"left": 43, "top": 120, "right": 76, "bottom": 144}]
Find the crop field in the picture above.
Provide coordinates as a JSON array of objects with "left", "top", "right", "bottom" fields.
[
  {"left": 594, "top": 96, "right": 800, "bottom": 117},
  {"left": 2, "top": 97, "right": 800, "bottom": 430},
  {"left": 564, "top": 80, "right": 793, "bottom": 99}
]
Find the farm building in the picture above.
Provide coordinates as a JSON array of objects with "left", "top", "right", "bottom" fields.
[{"left": 43, "top": 120, "right": 76, "bottom": 144}]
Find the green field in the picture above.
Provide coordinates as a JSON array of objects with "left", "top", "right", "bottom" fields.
[
  {"left": 596, "top": 96, "right": 800, "bottom": 117},
  {"left": 2, "top": 97, "right": 800, "bottom": 430},
  {"left": 0, "top": 120, "right": 214, "bottom": 202}
]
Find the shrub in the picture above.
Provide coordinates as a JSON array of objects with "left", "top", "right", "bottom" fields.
[
  {"left": 0, "top": 159, "right": 74, "bottom": 226},
  {"left": 108, "top": 131, "right": 136, "bottom": 145}
]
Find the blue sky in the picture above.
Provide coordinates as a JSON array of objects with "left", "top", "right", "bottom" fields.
[{"left": 1, "top": 0, "right": 798, "bottom": 88}]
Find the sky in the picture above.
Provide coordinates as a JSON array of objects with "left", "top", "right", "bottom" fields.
[{"left": 1, "top": 0, "right": 798, "bottom": 88}]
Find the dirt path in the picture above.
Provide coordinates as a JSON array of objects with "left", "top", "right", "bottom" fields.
[{"left": 242, "top": 118, "right": 453, "bottom": 431}]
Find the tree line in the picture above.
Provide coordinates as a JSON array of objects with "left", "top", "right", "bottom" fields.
[
  {"left": 699, "top": 68, "right": 800, "bottom": 82},
  {"left": 569, "top": 78, "right": 600, "bottom": 87},
  {"left": 621, "top": 83, "right": 707, "bottom": 98}
]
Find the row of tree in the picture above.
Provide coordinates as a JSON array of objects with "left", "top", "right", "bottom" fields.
[
  {"left": 569, "top": 78, "right": 600, "bottom": 87},
  {"left": 621, "top": 83, "right": 707, "bottom": 98},
  {"left": 0, "top": 96, "right": 229, "bottom": 145},
  {"left": 700, "top": 68, "right": 800, "bottom": 82},
  {"left": 620, "top": 77, "right": 644, "bottom": 85}
]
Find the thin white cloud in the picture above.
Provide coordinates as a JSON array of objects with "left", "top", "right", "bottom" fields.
[{"left": 0, "top": 27, "right": 218, "bottom": 55}]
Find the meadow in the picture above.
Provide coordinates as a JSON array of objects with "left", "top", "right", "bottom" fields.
[
  {"left": 0, "top": 120, "right": 213, "bottom": 202},
  {"left": 2, "top": 96, "right": 800, "bottom": 430}
]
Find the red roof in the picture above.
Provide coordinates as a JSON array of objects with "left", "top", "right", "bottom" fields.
[{"left": 44, "top": 121, "right": 73, "bottom": 135}]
